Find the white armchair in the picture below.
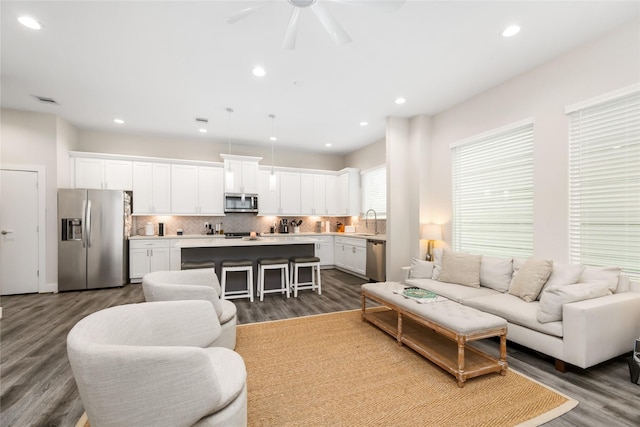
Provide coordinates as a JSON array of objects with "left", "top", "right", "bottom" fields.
[
  {"left": 66, "top": 300, "right": 247, "bottom": 427},
  {"left": 142, "top": 268, "right": 237, "bottom": 349}
]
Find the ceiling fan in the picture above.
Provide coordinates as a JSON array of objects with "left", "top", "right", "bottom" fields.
[{"left": 225, "top": 0, "right": 405, "bottom": 49}]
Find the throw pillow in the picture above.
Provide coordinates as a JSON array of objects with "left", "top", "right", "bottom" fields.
[
  {"left": 409, "top": 258, "right": 434, "bottom": 279},
  {"left": 508, "top": 258, "right": 553, "bottom": 302},
  {"left": 537, "top": 263, "right": 585, "bottom": 300},
  {"left": 537, "top": 281, "right": 612, "bottom": 323},
  {"left": 479, "top": 256, "right": 513, "bottom": 292},
  {"left": 431, "top": 248, "right": 444, "bottom": 280},
  {"left": 437, "top": 249, "right": 482, "bottom": 288},
  {"left": 579, "top": 266, "right": 621, "bottom": 293}
]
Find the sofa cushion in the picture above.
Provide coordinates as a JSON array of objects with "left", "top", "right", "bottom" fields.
[
  {"left": 579, "top": 266, "right": 621, "bottom": 293},
  {"left": 508, "top": 258, "right": 553, "bottom": 302},
  {"left": 463, "top": 293, "right": 563, "bottom": 338},
  {"left": 437, "top": 250, "right": 482, "bottom": 288},
  {"left": 537, "top": 281, "right": 612, "bottom": 323},
  {"left": 409, "top": 258, "right": 434, "bottom": 279},
  {"left": 431, "top": 248, "right": 443, "bottom": 280},
  {"left": 406, "top": 278, "right": 497, "bottom": 304},
  {"left": 480, "top": 256, "right": 513, "bottom": 293},
  {"left": 537, "top": 263, "right": 585, "bottom": 300}
]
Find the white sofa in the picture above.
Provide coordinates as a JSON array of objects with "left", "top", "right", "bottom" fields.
[
  {"left": 401, "top": 249, "right": 640, "bottom": 370},
  {"left": 142, "top": 268, "right": 237, "bottom": 349}
]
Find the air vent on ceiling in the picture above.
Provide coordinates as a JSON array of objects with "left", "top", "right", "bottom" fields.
[
  {"left": 195, "top": 117, "right": 208, "bottom": 123},
  {"left": 33, "top": 95, "right": 58, "bottom": 105}
]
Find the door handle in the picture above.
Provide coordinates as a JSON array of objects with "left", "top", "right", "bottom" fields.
[{"left": 1, "top": 230, "right": 13, "bottom": 235}]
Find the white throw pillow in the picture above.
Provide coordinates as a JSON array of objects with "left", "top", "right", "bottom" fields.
[
  {"left": 537, "top": 281, "right": 612, "bottom": 323},
  {"left": 508, "top": 258, "right": 553, "bottom": 302},
  {"left": 437, "top": 249, "right": 482, "bottom": 288},
  {"left": 431, "top": 248, "right": 444, "bottom": 280},
  {"left": 480, "top": 256, "right": 513, "bottom": 292},
  {"left": 537, "top": 263, "right": 585, "bottom": 300},
  {"left": 579, "top": 266, "right": 621, "bottom": 293},
  {"left": 409, "top": 258, "right": 434, "bottom": 279}
]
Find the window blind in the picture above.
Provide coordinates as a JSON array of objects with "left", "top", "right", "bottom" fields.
[
  {"left": 361, "top": 165, "right": 386, "bottom": 218},
  {"left": 451, "top": 122, "right": 534, "bottom": 258},
  {"left": 568, "top": 90, "right": 640, "bottom": 281}
]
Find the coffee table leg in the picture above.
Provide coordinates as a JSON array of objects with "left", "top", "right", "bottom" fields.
[
  {"left": 457, "top": 336, "right": 466, "bottom": 388},
  {"left": 500, "top": 333, "right": 508, "bottom": 375},
  {"left": 397, "top": 312, "right": 403, "bottom": 346}
]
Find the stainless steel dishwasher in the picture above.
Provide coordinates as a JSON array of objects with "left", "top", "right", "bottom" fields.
[{"left": 366, "top": 239, "right": 386, "bottom": 282}]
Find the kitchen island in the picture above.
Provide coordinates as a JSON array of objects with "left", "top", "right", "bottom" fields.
[{"left": 176, "top": 236, "right": 321, "bottom": 294}]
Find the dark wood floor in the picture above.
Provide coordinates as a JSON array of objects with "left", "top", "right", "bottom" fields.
[{"left": 1, "top": 268, "right": 638, "bottom": 427}]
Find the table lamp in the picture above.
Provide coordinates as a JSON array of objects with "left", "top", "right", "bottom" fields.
[{"left": 421, "top": 224, "right": 442, "bottom": 262}]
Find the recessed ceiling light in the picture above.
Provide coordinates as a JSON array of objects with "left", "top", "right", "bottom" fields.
[
  {"left": 18, "top": 16, "right": 41, "bottom": 30},
  {"left": 360, "top": 121, "right": 368, "bottom": 126},
  {"left": 252, "top": 66, "right": 266, "bottom": 77},
  {"left": 199, "top": 128, "right": 207, "bottom": 133},
  {"left": 501, "top": 25, "right": 521, "bottom": 38},
  {"left": 269, "top": 136, "right": 277, "bottom": 141},
  {"left": 325, "top": 143, "right": 332, "bottom": 147},
  {"left": 113, "top": 118, "right": 124, "bottom": 124},
  {"left": 394, "top": 97, "right": 406, "bottom": 105}
]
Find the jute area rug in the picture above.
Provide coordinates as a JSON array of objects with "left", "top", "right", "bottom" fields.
[{"left": 78, "top": 309, "right": 577, "bottom": 427}]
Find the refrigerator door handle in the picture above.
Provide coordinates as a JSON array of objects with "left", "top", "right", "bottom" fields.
[
  {"left": 81, "top": 200, "right": 87, "bottom": 248},
  {"left": 85, "top": 200, "right": 92, "bottom": 248}
]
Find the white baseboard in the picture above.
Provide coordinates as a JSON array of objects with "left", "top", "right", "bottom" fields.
[{"left": 41, "top": 282, "right": 58, "bottom": 293}]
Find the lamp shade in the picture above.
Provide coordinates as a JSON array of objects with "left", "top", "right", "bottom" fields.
[{"left": 421, "top": 224, "right": 442, "bottom": 241}]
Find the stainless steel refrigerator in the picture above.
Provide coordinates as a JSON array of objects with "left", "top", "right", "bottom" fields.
[{"left": 58, "top": 189, "right": 131, "bottom": 291}]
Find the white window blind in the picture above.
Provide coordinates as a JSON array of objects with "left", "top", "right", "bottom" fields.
[
  {"left": 451, "top": 122, "right": 534, "bottom": 258},
  {"left": 361, "top": 165, "right": 386, "bottom": 218},
  {"left": 568, "top": 90, "right": 640, "bottom": 281}
]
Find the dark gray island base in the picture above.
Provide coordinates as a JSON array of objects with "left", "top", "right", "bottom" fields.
[{"left": 181, "top": 244, "right": 315, "bottom": 295}]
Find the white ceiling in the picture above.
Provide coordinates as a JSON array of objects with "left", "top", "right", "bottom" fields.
[{"left": 2, "top": 1, "right": 638, "bottom": 155}]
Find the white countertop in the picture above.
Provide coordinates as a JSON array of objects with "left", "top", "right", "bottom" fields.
[
  {"left": 130, "top": 232, "right": 386, "bottom": 242},
  {"left": 175, "top": 236, "right": 321, "bottom": 248}
]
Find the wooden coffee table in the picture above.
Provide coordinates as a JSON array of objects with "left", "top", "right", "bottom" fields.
[{"left": 362, "top": 282, "right": 508, "bottom": 387}]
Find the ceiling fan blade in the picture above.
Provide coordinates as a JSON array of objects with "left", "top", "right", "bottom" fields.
[
  {"left": 281, "top": 7, "right": 301, "bottom": 49},
  {"left": 310, "top": 1, "right": 352, "bottom": 45},
  {"left": 328, "top": 0, "right": 406, "bottom": 13},
  {"left": 224, "top": 1, "right": 272, "bottom": 24}
]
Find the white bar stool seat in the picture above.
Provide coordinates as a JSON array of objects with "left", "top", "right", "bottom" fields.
[
  {"left": 257, "top": 257, "right": 290, "bottom": 301},
  {"left": 289, "top": 256, "right": 322, "bottom": 298},
  {"left": 220, "top": 259, "right": 254, "bottom": 302}
]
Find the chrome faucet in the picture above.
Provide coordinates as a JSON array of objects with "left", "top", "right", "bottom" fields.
[{"left": 365, "top": 209, "right": 378, "bottom": 235}]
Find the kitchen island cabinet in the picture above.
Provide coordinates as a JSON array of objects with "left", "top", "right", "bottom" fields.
[{"left": 129, "top": 239, "right": 171, "bottom": 282}]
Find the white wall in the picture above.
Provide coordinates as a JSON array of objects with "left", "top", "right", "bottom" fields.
[
  {"left": 426, "top": 19, "right": 640, "bottom": 262},
  {"left": 344, "top": 138, "right": 385, "bottom": 170},
  {"left": 1, "top": 109, "right": 59, "bottom": 289},
  {"left": 76, "top": 130, "right": 346, "bottom": 171}
]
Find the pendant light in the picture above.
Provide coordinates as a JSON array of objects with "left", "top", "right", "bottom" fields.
[
  {"left": 225, "top": 107, "right": 235, "bottom": 191},
  {"left": 269, "top": 114, "right": 277, "bottom": 192}
]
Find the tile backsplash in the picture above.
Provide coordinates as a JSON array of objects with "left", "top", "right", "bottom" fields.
[{"left": 132, "top": 214, "right": 386, "bottom": 236}]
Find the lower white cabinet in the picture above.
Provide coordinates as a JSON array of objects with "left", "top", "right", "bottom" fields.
[
  {"left": 314, "top": 235, "right": 334, "bottom": 266},
  {"left": 334, "top": 236, "right": 366, "bottom": 276},
  {"left": 129, "top": 239, "right": 171, "bottom": 283}
]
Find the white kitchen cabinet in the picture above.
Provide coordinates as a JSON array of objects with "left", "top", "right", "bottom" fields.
[
  {"left": 300, "top": 173, "right": 328, "bottom": 215},
  {"left": 171, "top": 164, "right": 223, "bottom": 215},
  {"left": 258, "top": 169, "right": 280, "bottom": 215},
  {"left": 132, "top": 162, "right": 171, "bottom": 214},
  {"left": 334, "top": 236, "right": 366, "bottom": 276},
  {"left": 129, "top": 239, "right": 171, "bottom": 283},
  {"left": 314, "top": 235, "right": 334, "bottom": 266},
  {"left": 336, "top": 168, "right": 361, "bottom": 216},
  {"left": 279, "top": 171, "right": 301, "bottom": 215},
  {"left": 74, "top": 157, "right": 132, "bottom": 190},
  {"left": 325, "top": 174, "right": 337, "bottom": 215},
  {"left": 221, "top": 155, "right": 260, "bottom": 194}
]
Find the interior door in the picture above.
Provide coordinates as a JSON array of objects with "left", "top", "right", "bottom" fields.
[{"left": 0, "top": 169, "right": 39, "bottom": 295}]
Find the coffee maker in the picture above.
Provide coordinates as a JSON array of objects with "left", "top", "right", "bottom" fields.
[{"left": 279, "top": 218, "right": 289, "bottom": 234}]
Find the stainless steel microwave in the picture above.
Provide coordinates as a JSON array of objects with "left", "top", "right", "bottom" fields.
[{"left": 224, "top": 193, "right": 258, "bottom": 213}]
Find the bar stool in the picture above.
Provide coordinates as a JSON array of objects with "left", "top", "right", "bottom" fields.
[
  {"left": 181, "top": 260, "right": 215, "bottom": 270},
  {"left": 220, "top": 260, "right": 254, "bottom": 302},
  {"left": 257, "top": 258, "right": 290, "bottom": 301},
  {"left": 289, "top": 256, "right": 322, "bottom": 298}
]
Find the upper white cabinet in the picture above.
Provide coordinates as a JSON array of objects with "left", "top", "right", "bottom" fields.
[
  {"left": 132, "top": 162, "right": 171, "bottom": 214},
  {"left": 325, "top": 175, "right": 337, "bottom": 215},
  {"left": 258, "top": 169, "right": 280, "bottom": 215},
  {"left": 279, "top": 171, "right": 301, "bottom": 215},
  {"left": 171, "top": 165, "right": 224, "bottom": 215},
  {"left": 74, "top": 157, "right": 132, "bottom": 190},
  {"left": 220, "top": 154, "right": 261, "bottom": 194},
  {"left": 336, "top": 168, "right": 361, "bottom": 216},
  {"left": 300, "top": 173, "right": 328, "bottom": 216}
]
